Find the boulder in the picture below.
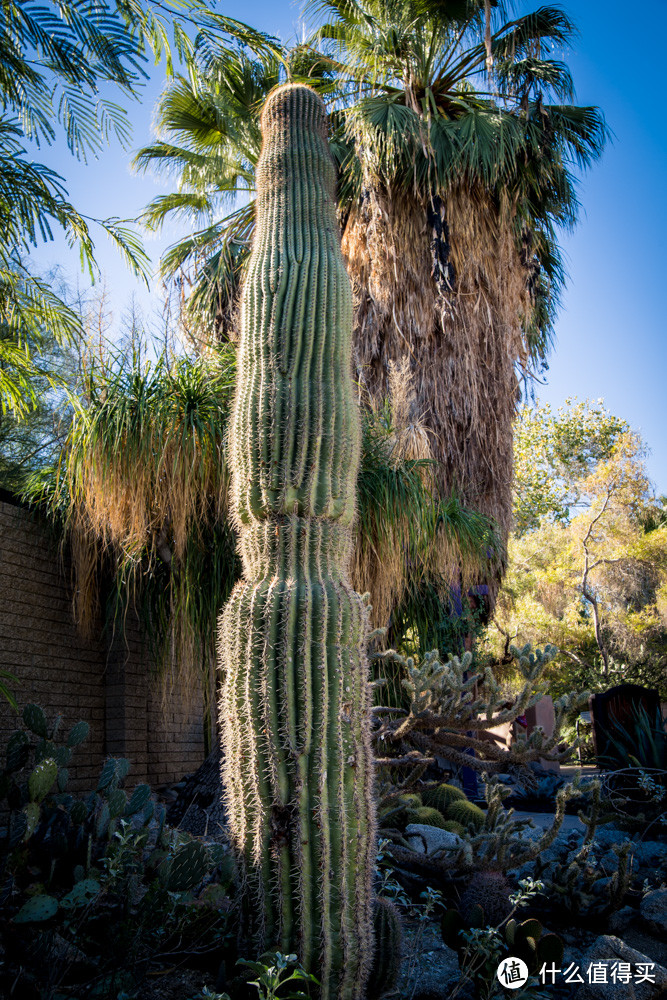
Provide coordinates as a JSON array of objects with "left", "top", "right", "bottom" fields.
[
  {"left": 165, "top": 749, "right": 228, "bottom": 839},
  {"left": 607, "top": 906, "right": 637, "bottom": 935},
  {"left": 573, "top": 935, "right": 667, "bottom": 1000},
  {"left": 405, "top": 824, "right": 463, "bottom": 855},
  {"left": 640, "top": 889, "right": 667, "bottom": 938}
]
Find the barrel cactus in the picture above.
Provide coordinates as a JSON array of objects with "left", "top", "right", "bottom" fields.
[
  {"left": 460, "top": 871, "right": 513, "bottom": 926},
  {"left": 422, "top": 782, "right": 467, "bottom": 813},
  {"left": 218, "top": 84, "right": 375, "bottom": 999},
  {"left": 446, "top": 799, "right": 486, "bottom": 832}
]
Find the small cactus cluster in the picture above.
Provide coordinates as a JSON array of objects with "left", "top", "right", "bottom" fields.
[
  {"left": 534, "top": 836, "right": 632, "bottom": 918},
  {"left": 378, "top": 783, "right": 484, "bottom": 839},
  {"left": 384, "top": 775, "right": 589, "bottom": 879},
  {"left": 442, "top": 907, "right": 564, "bottom": 980},
  {"left": 410, "top": 806, "right": 448, "bottom": 829},
  {"left": 218, "top": 84, "right": 375, "bottom": 999},
  {"left": 422, "top": 782, "right": 466, "bottom": 813},
  {"left": 445, "top": 799, "right": 486, "bottom": 832},
  {"left": 459, "top": 871, "right": 513, "bottom": 926}
]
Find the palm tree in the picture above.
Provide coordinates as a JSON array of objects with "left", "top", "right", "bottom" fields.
[
  {"left": 322, "top": 0, "right": 607, "bottom": 595},
  {"left": 135, "top": 1, "right": 607, "bottom": 605},
  {"left": 134, "top": 45, "right": 282, "bottom": 346}
]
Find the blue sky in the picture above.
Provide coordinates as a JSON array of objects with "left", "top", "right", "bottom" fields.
[{"left": 28, "top": 0, "right": 667, "bottom": 491}]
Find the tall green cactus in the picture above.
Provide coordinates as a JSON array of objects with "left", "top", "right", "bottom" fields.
[{"left": 218, "top": 84, "right": 376, "bottom": 999}]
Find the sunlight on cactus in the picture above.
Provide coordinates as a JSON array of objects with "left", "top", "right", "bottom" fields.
[{"left": 217, "top": 84, "right": 375, "bottom": 999}]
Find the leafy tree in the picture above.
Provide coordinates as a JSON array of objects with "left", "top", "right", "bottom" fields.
[
  {"left": 489, "top": 399, "right": 667, "bottom": 697},
  {"left": 134, "top": 44, "right": 282, "bottom": 345},
  {"left": 513, "top": 398, "right": 631, "bottom": 535},
  {"left": 0, "top": 0, "right": 272, "bottom": 418}
]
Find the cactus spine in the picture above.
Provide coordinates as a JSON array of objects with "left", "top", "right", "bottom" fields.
[{"left": 218, "top": 84, "right": 375, "bottom": 999}]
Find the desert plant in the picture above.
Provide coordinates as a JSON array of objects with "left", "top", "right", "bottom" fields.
[
  {"left": 445, "top": 800, "right": 486, "bottom": 833},
  {"left": 218, "top": 84, "right": 375, "bottom": 999},
  {"left": 238, "top": 951, "right": 318, "bottom": 1000},
  {"left": 367, "top": 897, "right": 403, "bottom": 999},
  {"left": 422, "top": 783, "right": 467, "bottom": 813},
  {"left": 408, "top": 806, "right": 448, "bottom": 830},
  {"left": 534, "top": 839, "right": 632, "bottom": 921},
  {"left": 600, "top": 767, "right": 667, "bottom": 835},
  {"left": 442, "top": 878, "right": 560, "bottom": 998},
  {"left": 374, "top": 643, "right": 587, "bottom": 778},
  {"left": 387, "top": 776, "right": 587, "bottom": 881},
  {"left": 505, "top": 772, "right": 567, "bottom": 813},
  {"left": 598, "top": 702, "right": 667, "bottom": 771},
  {"left": 459, "top": 872, "right": 513, "bottom": 927},
  {"left": 0, "top": 667, "right": 18, "bottom": 710},
  {"left": 0, "top": 705, "right": 234, "bottom": 998}
]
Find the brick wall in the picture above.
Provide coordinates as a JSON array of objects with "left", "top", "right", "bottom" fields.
[{"left": 0, "top": 497, "right": 207, "bottom": 792}]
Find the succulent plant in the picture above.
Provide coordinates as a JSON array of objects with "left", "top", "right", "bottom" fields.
[
  {"left": 22, "top": 704, "right": 47, "bottom": 739},
  {"left": 505, "top": 917, "right": 564, "bottom": 974},
  {"left": 407, "top": 806, "right": 448, "bottom": 829},
  {"left": 1, "top": 704, "right": 233, "bottom": 998},
  {"left": 166, "top": 840, "right": 211, "bottom": 893},
  {"left": 459, "top": 871, "right": 513, "bottom": 927},
  {"left": 13, "top": 895, "right": 58, "bottom": 924},
  {"left": 421, "top": 783, "right": 467, "bottom": 813},
  {"left": 218, "top": 84, "right": 375, "bottom": 999},
  {"left": 125, "top": 783, "right": 151, "bottom": 816},
  {"left": 28, "top": 758, "right": 57, "bottom": 802},
  {"left": 445, "top": 799, "right": 486, "bottom": 832},
  {"left": 442, "top": 908, "right": 563, "bottom": 979}
]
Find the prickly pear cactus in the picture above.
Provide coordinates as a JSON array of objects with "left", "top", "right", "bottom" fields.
[{"left": 218, "top": 84, "right": 375, "bottom": 999}]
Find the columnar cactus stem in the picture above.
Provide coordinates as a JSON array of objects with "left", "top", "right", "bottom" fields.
[{"left": 218, "top": 84, "right": 375, "bottom": 999}]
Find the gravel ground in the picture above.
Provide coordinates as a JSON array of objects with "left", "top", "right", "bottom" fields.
[{"left": 393, "top": 919, "right": 470, "bottom": 1000}]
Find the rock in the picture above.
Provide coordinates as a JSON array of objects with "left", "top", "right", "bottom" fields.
[
  {"left": 607, "top": 905, "right": 637, "bottom": 935},
  {"left": 573, "top": 935, "right": 667, "bottom": 1000},
  {"left": 641, "top": 889, "right": 667, "bottom": 938},
  {"left": 396, "top": 919, "right": 466, "bottom": 998},
  {"left": 165, "top": 749, "right": 228, "bottom": 839},
  {"left": 405, "top": 824, "right": 463, "bottom": 855}
]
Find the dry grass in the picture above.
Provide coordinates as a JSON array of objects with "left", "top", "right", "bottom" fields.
[{"left": 54, "top": 346, "right": 237, "bottom": 720}]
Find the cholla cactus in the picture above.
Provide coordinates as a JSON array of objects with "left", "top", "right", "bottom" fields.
[
  {"left": 387, "top": 774, "right": 593, "bottom": 879},
  {"left": 375, "top": 642, "right": 587, "bottom": 775},
  {"left": 218, "top": 85, "right": 375, "bottom": 999}
]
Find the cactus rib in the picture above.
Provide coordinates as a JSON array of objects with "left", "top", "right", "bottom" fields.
[{"left": 218, "top": 84, "right": 375, "bottom": 999}]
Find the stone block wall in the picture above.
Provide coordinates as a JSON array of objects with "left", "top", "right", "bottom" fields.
[{"left": 0, "top": 496, "right": 207, "bottom": 792}]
